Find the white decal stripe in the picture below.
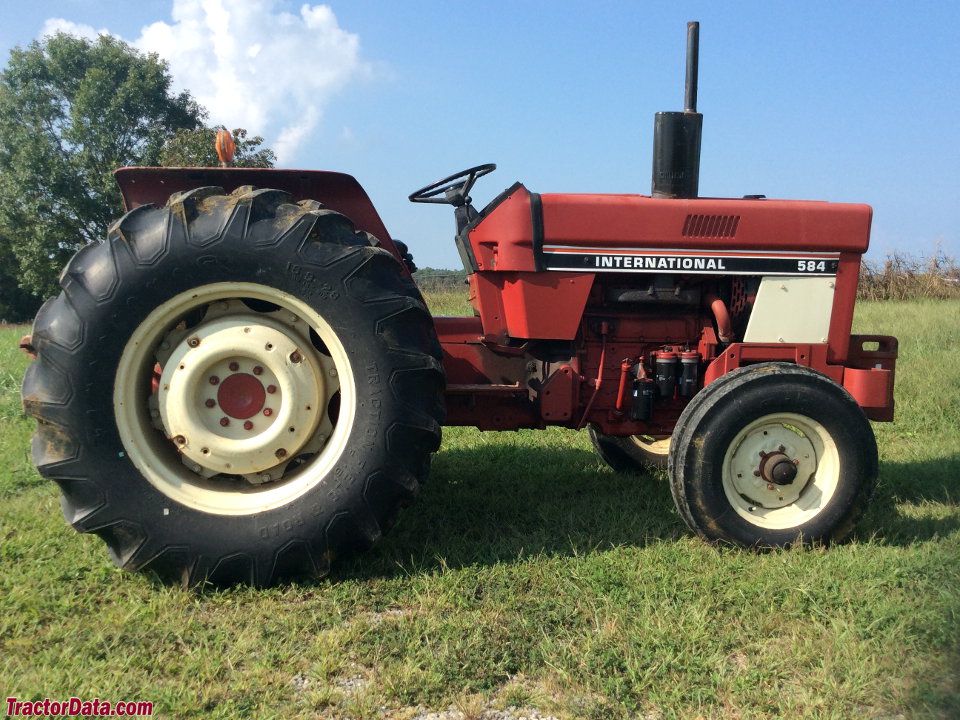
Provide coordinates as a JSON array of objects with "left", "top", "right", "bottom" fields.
[{"left": 541, "top": 246, "right": 841, "bottom": 259}]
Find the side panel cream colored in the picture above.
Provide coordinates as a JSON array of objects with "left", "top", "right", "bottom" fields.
[{"left": 744, "top": 277, "right": 836, "bottom": 343}]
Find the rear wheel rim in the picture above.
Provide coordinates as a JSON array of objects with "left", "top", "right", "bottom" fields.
[
  {"left": 721, "top": 412, "right": 839, "bottom": 530},
  {"left": 114, "top": 282, "right": 356, "bottom": 516}
]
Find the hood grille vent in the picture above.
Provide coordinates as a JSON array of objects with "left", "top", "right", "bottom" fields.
[{"left": 682, "top": 214, "right": 740, "bottom": 238}]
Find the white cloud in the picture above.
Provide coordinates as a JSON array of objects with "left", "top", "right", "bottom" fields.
[
  {"left": 40, "top": 18, "right": 116, "bottom": 42},
  {"left": 133, "top": 0, "right": 372, "bottom": 164}
]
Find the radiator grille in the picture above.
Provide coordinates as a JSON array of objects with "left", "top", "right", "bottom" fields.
[{"left": 682, "top": 214, "right": 740, "bottom": 238}]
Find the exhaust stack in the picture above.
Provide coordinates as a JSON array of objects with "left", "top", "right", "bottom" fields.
[{"left": 651, "top": 22, "right": 703, "bottom": 199}]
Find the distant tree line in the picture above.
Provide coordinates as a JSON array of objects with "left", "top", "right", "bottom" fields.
[
  {"left": 858, "top": 250, "right": 960, "bottom": 301},
  {"left": 0, "top": 33, "right": 275, "bottom": 322},
  {"left": 411, "top": 267, "right": 469, "bottom": 294}
]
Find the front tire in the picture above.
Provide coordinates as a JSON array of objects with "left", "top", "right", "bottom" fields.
[
  {"left": 22, "top": 186, "right": 444, "bottom": 586},
  {"left": 587, "top": 426, "right": 669, "bottom": 473},
  {"left": 668, "top": 363, "right": 877, "bottom": 547}
]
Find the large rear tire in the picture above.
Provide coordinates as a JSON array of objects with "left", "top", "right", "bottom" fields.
[
  {"left": 668, "top": 363, "right": 877, "bottom": 547},
  {"left": 22, "top": 186, "right": 444, "bottom": 586}
]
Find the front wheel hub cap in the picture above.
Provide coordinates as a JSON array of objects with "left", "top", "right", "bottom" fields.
[
  {"left": 158, "top": 314, "right": 324, "bottom": 476},
  {"left": 727, "top": 423, "right": 817, "bottom": 509}
]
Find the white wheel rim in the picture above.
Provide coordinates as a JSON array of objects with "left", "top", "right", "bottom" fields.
[
  {"left": 115, "top": 282, "right": 356, "bottom": 516},
  {"left": 722, "top": 412, "right": 840, "bottom": 530},
  {"left": 630, "top": 434, "right": 670, "bottom": 457}
]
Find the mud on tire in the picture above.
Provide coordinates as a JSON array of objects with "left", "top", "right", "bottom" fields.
[{"left": 22, "top": 186, "right": 445, "bottom": 586}]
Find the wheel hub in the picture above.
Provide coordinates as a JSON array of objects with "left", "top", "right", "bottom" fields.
[
  {"left": 217, "top": 373, "right": 267, "bottom": 419},
  {"left": 727, "top": 425, "right": 817, "bottom": 509},
  {"left": 157, "top": 313, "right": 325, "bottom": 478},
  {"left": 758, "top": 449, "right": 799, "bottom": 485}
]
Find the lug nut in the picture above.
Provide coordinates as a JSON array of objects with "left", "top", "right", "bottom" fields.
[
  {"left": 243, "top": 421, "right": 254, "bottom": 431},
  {"left": 266, "top": 385, "right": 277, "bottom": 394},
  {"left": 220, "top": 417, "right": 230, "bottom": 427},
  {"left": 209, "top": 376, "right": 220, "bottom": 385},
  {"left": 229, "top": 361, "right": 239, "bottom": 371},
  {"left": 275, "top": 448, "right": 287, "bottom": 459},
  {"left": 253, "top": 366, "right": 264, "bottom": 375},
  {"left": 290, "top": 351, "right": 302, "bottom": 363},
  {"left": 187, "top": 336, "right": 200, "bottom": 348},
  {"left": 205, "top": 399, "right": 216, "bottom": 408},
  {"left": 173, "top": 435, "right": 186, "bottom": 445},
  {"left": 263, "top": 408, "right": 273, "bottom": 417}
]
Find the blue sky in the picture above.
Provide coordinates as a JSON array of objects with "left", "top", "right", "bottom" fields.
[{"left": 1, "top": 1, "right": 958, "bottom": 270}]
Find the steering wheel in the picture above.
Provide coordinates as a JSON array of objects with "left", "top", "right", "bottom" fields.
[{"left": 408, "top": 163, "right": 496, "bottom": 206}]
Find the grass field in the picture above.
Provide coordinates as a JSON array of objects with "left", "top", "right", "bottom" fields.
[{"left": 1, "top": 297, "right": 958, "bottom": 720}]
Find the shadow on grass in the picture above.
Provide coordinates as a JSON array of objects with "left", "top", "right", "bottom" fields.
[
  {"left": 856, "top": 454, "right": 960, "bottom": 545},
  {"left": 333, "top": 444, "right": 684, "bottom": 581},
  {"left": 333, "top": 446, "right": 960, "bottom": 581}
]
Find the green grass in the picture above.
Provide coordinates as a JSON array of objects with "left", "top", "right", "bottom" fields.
[{"left": 1, "top": 300, "right": 958, "bottom": 720}]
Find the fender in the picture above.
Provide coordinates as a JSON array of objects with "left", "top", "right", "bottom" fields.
[{"left": 114, "top": 167, "right": 398, "bottom": 254}]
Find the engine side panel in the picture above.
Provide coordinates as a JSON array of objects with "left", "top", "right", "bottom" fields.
[{"left": 744, "top": 276, "right": 836, "bottom": 344}]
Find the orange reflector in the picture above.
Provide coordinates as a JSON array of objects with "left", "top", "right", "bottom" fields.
[{"left": 215, "top": 129, "right": 236, "bottom": 165}]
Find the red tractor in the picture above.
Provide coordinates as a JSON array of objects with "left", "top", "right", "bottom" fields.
[{"left": 21, "top": 24, "right": 896, "bottom": 585}]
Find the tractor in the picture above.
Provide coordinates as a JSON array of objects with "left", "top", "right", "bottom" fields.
[{"left": 21, "top": 24, "right": 897, "bottom": 586}]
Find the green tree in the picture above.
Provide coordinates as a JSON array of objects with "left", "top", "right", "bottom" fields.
[
  {"left": 160, "top": 126, "right": 276, "bottom": 168},
  {"left": 0, "top": 33, "right": 204, "bottom": 297},
  {"left": 0, "top": 230, "right": 42, "bottom": 322}
]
